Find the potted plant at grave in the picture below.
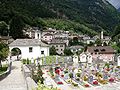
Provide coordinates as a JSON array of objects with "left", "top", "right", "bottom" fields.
[
  {"left": 64, "top": 70, "right": 68, "bottom": 74},
  {"left": 83, "top": 75, "right": 88, "bottom": 81},
  {"left": 76, "top": 78, "right": 79, "bottom": 81},
  {"left": 72, "top": 82, "right": 78, "bottom": 87},
  {"left": 76, "top": 73, "right": 81, "bottom": 77},
  {"left": 69, "top": 73, "right": 73, "bottom": 82}
]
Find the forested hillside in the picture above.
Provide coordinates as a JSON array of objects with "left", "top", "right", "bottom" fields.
[{"left": 0, "top": 0, "right": 120, "bottom": 39}]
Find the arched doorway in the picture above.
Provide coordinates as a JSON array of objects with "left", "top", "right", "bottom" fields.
[{"left": 11, "top": 48, "right": 21, "bottom": 60}]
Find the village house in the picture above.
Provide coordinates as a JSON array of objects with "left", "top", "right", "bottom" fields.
[
  {"left": 42, "top": 28, "right": 56, "bottom": 36},
  {"left": 0, "top": 36, "right": 14, "bottom": 44},
  {"left": 23, "top": 27, "right": 41, "bottom": 39},
  {"left": 42, "top": 33, "right": 54, "bottom": 42},
  {"left": 86, "top": 46, "right": 115, "bottom": 62},
  {"left": 48, "top": 38, "right": 66, "bottom": 55},
  {"left": 9, "top": 39, "right": 49, "bottom": 60}
]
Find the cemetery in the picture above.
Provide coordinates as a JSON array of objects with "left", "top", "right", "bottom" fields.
[{"left": 21, "top": 53, "right": 120, "bottom": 90}]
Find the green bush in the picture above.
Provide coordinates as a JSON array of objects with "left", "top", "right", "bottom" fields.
[
  {"left": 76, "top": 73, "right": 81, "bottom": 77},
  {"left": 22, "top": 59, "right": 26, "bottom": 64},
  {"left": 64, "top": 70, "right": 68, "bottom": 74}
]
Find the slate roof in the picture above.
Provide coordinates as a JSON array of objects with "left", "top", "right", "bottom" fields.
[
  {"left": 9, "top": 39, "right": 49, "bottom": 47},
  {"left": 87, "top": 46, "right": 115, "bottom": 54},
  {"left": 50, "top": 38, "right": 66, "bottom": 44}
]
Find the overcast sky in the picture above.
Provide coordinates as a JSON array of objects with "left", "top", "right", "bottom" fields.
[{"left": 107, "top": 0, "right": 120, "bottom": 9}]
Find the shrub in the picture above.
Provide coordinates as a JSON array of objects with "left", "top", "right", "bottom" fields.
[
  {"left": 22, "top": 59, "right": 26, "bottom": 64},
  {"left": 76, "top": 73, "right": 81, "bottom": 77},
  {"left": 64, "top": 70, "right": 68, "bottom": 74}
]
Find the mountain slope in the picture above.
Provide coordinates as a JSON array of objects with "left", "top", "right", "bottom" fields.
[
  {"left": 106, "top": 0, "right": 120, "bottom": 9},
  {"left": 0, "top": 0, "right": 120, "bottom": 36}
]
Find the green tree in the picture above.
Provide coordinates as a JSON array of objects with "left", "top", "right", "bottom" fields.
[
  {"left": 50, "top": 46, "right": 57, "bottom": 55},
  {"left": 0, "top": 21, "right": 8, "bottom": 36},
  {"left": 0, "top": 43, "right": 9, "bottom": 68},
  {"left": 95, "top": 39, "right": 102, "bottom": 46},
  {"left": 9, "top": 14, "right": 25, "bottom": 39},
  {"left": 64, "top": 48, "right": 73, "bottom": 56},
  {"left": 36, "top": 64, "right": 44, "bottom": 84}
]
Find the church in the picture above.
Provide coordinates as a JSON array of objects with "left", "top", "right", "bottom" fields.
[{"left": 9, "top": 30, "right": 49, "bottom": 60}]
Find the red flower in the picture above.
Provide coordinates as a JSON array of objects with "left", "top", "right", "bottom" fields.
[
  {"left": 57, "top": 81, "right": 63, "bottom": 84},
  {"left": 84, "top": 84, "right": 89, "bottom": 87},
  {"left": 93, "top": 81, "right": 98, "bottom": 85},
  {"left": 61, "top": 75, "right": 64, "bottom": 77},
  {"left": 106, "top": 68, "right": 110, "bottom": 71},
  {"left": 109, "top": 78, "right": 114, "bottom": 82},
  {"left": 55, "top": 69, "right": 60, "bottom": 75}
]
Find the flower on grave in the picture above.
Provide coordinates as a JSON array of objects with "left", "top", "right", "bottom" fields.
[
  {"left": 83, "top": 76, "right": 88, "bottom": 81},
  {"left": 60, "top": 68, "right": 63, "bottom": 71},
  {"left": 55, "top": 69, "right": 60, "bottom": 75},
  {"left": 61, "top": 75, "right": 64, "bottom": 77},
  {"left": 106, "top": 68, "right": 110, "bottom": 71},
  {"left": 57, "top": 81, "right": 63, "bottom": 84},
  {"left": 84, "top": 84, "right": 89, "bottom": 87},
  {"left": 109, "top": 78, "right": 114, "bottom": 82},
  {"left": 46, "top": 70, "right": 49, "bottom": 72},
  {"left": 93, "top": 81, "right": 98, "bottom": 85}
]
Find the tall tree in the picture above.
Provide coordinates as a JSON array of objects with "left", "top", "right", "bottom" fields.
[
  {"left": 0, "top": 43, "right": 9, "bottom": 68},
  {"left": 9, "top": 14, "right": 25, "bottom": 39},
  {"left": 50, "top": 46, "right": 57, "bottom": 55},
  {"left": 0, "top": 21, "right": 8, "bottom": 36}
]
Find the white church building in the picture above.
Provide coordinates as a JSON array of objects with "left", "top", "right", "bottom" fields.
[{"left": 9, "top": 30, "right": 49, "bottom": 60}]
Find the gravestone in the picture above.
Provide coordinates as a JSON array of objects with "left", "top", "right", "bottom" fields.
[
  {"left": 88, "top": 75, "right": 93, "bottom": 83},
  {"left": 56, "top": 55, "right": 58, "bottom": 64},
  {"left": 44, "top": 56, "right": 46, "bottom": 65},
  {"left": 117, "top": 56, "right": 120, "bottom": 66},
  {"left": 103, "top": 73, "right": 108, "bottom": 80},
  {"left": 31, "top": 58, "right": 34, "bottom": 64}
]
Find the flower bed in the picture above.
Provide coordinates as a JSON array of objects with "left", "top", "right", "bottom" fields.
[
  {"left": 57, "top": 81, "right": 63, "bottom": 84},
  {"left": 93, "top": 81, "right": 98, "bottom": 85},
  {"left": 109, "top": 78, "right": 114, "bottom": 82},
  {"left": 84, "top": 84, "right": 90, "bottom": 87}
]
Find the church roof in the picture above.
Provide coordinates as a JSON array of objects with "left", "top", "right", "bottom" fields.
[{"left": 9, "top": 39, "right": 49, "bottom": 47}]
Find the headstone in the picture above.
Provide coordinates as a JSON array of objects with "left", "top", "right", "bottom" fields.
[
  {"left": 65, "top": 63, "right": 67, "bottom": 69},
  {"left": 31, "top": 58, "right": 34, "bottom": 64},
  {"left": 88, "top": 76, "right": 93, "bottom": 83},
  {"left": 103, "top": 73, "right": 108, "bottom": 80},
  {"left": 56, "top": 55, "right": 58, "bottom": 64},
  {"left": 44, "top": 56, "right": 46, "bottom": 65},
  {"left": 117, "top": 56, "right": 120, "bottom": 66}
]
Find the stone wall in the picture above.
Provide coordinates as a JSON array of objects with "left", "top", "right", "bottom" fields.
[
  {"left": 22, "top": 65, "right": 37, "bottom": 90},
  {"left": 0, "top": 62, "right": 12, "bottom": 80}
]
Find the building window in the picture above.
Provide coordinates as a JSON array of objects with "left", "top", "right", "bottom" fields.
[
  {"left": 56, "top": 45, "right": 58, "bottom": 47},
  {"left": 41, "top": 51, "right": 44, "bottom": 54},
  {"left": 29, "top": 47, "right": 33, "bottom": 52},
  {"left": 60, "top": 45, "right": 63, "bottom": 47},
  {"left": 61, "top": 49, "right": 63, "bottom": 51},
  {"left": 38, "top": 34, "right": 39, "bottom": 38}
]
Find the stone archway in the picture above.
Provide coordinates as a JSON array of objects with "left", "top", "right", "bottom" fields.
[{"left": 10, "top": 47, "right": 22, "bottom": 60}]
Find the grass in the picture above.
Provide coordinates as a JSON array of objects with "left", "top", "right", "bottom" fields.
[
  {"left": 0, "top": 64, "right": 8, "bottom": 75},
  {"left": 41, "top": 56, "right": 64, "bottom": 65}
]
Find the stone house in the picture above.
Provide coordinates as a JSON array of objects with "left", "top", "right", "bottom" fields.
[
  {"left": 42, "top": 33, "right": 54, "bottom": 42},
  {"left": 86, "top": 46, "right": 115, "bottom": 61},
  {"left": 0, "top": 36, "right": 14, "bottom": 44},
  {"left": 49, "top": 39, "right": 66, "bottom": 55}
]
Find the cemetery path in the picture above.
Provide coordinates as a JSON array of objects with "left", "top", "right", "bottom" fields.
[{"left": 0, "top": 61, "right": 27, "bottom": 90}]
